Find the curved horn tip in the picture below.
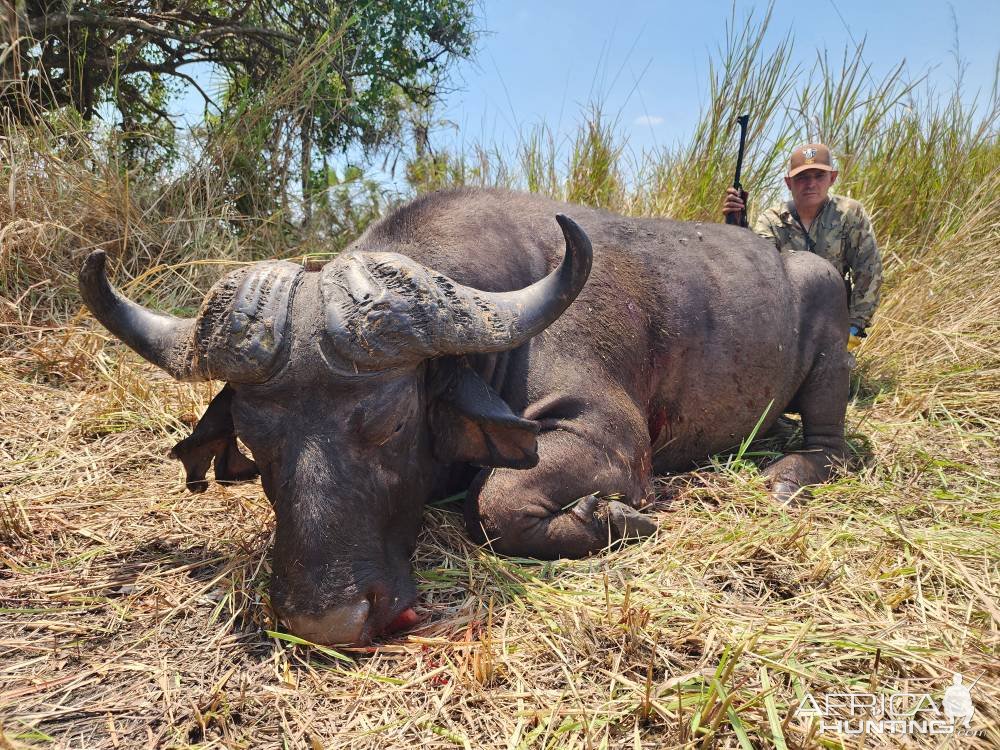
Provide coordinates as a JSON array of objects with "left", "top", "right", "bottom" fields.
[
  {"left": 80, "top": 249, "right": 108, "bottom": 280},
  {"left": 554, "top": 213, "right": 575, "bottom": 233},
  {"left": 554, "top": 213, "right": 591, "bottom": 247}
]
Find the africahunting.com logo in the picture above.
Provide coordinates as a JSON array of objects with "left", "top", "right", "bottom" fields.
[{"left": 796, "top": 673, "right": 980, "bottom": 737}]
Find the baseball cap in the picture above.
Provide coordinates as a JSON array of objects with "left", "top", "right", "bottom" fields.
[{"left": 787, "top": 143, "right": 835, "bottom": 177}]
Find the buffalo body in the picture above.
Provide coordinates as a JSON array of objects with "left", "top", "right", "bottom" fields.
[{"left": 80, "top": 188, "right": 849, "bottom": 644}]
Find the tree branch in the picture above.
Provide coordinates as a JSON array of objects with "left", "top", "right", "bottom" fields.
[{"left": 26, "top": 12, "right": 299, "bottom": 46}]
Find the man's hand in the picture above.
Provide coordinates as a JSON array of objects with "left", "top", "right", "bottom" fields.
[
  {"left": 723, "top": 186, "right": 749, "bottom": 227},
  {"left": 722, "top": 186, "right": 746, "bottom": 215}
]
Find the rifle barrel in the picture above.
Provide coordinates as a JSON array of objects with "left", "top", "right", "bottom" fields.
[{"left": 733, "top": 114, "right": 749, "bottom": 190}]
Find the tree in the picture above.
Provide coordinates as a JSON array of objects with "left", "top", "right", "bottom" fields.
[{"left": 1, "top": 0, "right": 475, "bottom": 174}]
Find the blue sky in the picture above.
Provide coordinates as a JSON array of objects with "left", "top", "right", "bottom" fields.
[
  {"left": 435, "top": 0, "right": 998, "bottom": 158},
  {"left": 171, "top": 1, "right": 998, "bottom": 174}
]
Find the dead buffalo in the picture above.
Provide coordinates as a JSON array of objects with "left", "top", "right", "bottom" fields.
[{"left": 79, "top": 188, "right": 850, "bottom": 645}]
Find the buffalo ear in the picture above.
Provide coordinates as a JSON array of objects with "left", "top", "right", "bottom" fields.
[
  {"left": 169, "top": 384, "right": 259, "bottom": 493},
  {"left": 429, "top": 362, "right": 540, "bottom": 469}
]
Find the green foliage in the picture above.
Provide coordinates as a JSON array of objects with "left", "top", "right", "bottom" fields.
[
  {"left": 308, "top": 164, "right": 393, "bottom": 254},
  {"left": 567, "top": 105, "right": 626, "bottom": 209},
  {"left": 519, "top": 125, "right": 559, "bottom": 198},
  {"left": 3, "top": 0, "right": 475, "bottom": 176},
  {"left": 405, "top": 148, "right": 470, "bottom": 193}
]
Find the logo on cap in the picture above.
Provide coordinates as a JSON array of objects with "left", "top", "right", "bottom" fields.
[{"left": 803, "top": 147, "right": 817, "bottom": 163}]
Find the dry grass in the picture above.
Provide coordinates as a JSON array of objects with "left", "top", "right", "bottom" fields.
[
  {"left": 3, "top": 9, "right": 1000, "bottom": 749},
  {"left": 1, "top": 345, "right": 997, "bottom": 749}
]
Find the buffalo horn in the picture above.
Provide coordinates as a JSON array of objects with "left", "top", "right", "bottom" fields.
[
  {"left": 479, "top": 214, "right": 593, "bottom": 349},
  {"left": 79, "top": 250, "right": 202, "bottom": 380},
  {"left": 79, "top": 251, "right": 303, "bottom": 382},
  {"left": 321, "top": 214, "right": 593, "bottom": 368}
]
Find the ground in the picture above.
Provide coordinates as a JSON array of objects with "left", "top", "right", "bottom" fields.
[{"left": 1, "top": 329, "right": 997, "bottom": 749}]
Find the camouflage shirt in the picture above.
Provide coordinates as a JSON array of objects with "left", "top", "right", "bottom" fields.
[{"left": 752, "top": 193, "right": 882, "bottom": 330}]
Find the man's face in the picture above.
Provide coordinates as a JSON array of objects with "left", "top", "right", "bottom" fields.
[{"left": 784, "top": 168, "right": 838, "bottom": 214}]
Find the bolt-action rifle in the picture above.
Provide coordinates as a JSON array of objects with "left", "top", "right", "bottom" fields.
[{"left": 725, "top": 114, "right": 750, "bottom": 227}]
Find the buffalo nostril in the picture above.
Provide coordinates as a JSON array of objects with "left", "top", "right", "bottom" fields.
[{"left": 282, "top": 600, "right": 371, "bottom": 645}]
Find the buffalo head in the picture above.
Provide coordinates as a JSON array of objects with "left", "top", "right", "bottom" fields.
[{"left": 79, "top": 215, "right": 592, "bottom": 644}]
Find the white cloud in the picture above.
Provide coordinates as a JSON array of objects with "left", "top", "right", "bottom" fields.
[{"left": 634, "top": 115, "right": 665, "bottom": 127}]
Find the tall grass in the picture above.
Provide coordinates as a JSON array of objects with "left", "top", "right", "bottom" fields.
[
  {"left": 406, "top": 10, "right": 1000, "bottom": 424},
  {"left": 3, "top": 1, "right": 996, "bottom": 416},
  {"left": 1, "top": 9, "right": 999, "bottom": 748},
  {"left": 0, "top": 21, "right": 391, "bottom": 340},
  {"left": 641, "top": 5, "right": 799, "bottom": 220},
  {"left": 410, "top": 9, "right": 999, "bottom": 253}
]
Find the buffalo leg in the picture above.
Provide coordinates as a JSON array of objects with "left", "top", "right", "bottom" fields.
[
  {"left": 764, "top": 349, "right": 850, "bottom": 502},
  {"left": 465, "top": 410, "right": 656, "bottom": 559},
  {"left": 170, "top": 384, "right": 258, "bottom": 493}
]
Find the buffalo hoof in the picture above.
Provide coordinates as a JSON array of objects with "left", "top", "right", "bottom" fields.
[
  {"left": 763, "top": 415, "right": 800, "bottom": 444},
  {"left": 608, "top": 500, "right": 657, "bottom": 541}
]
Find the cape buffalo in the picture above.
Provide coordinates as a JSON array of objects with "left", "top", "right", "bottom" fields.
[{"left": 79, "top": 188, "right": 850, "bottom": 645}]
